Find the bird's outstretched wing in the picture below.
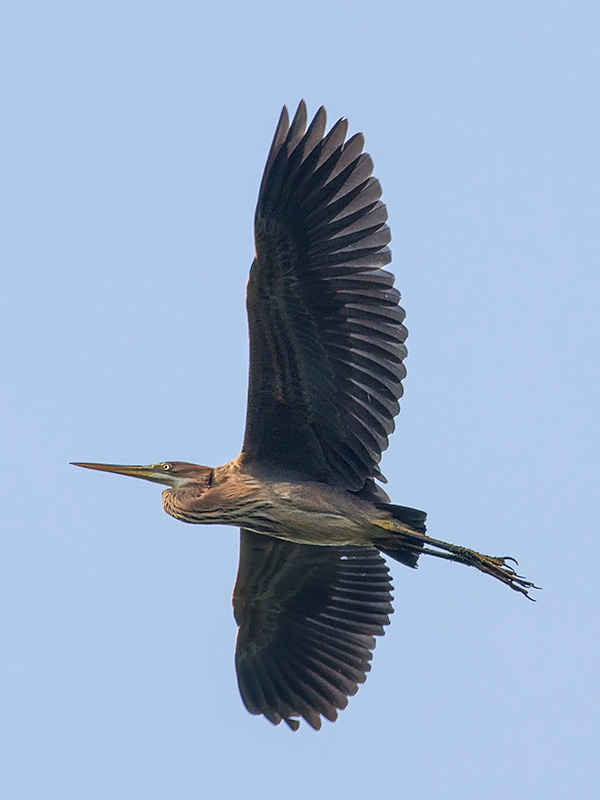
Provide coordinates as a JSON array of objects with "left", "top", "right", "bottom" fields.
[
  {"left": 232, "top": 529, "right": 393, "bottom": 731},
  {"left": 242, "top": 101, "right": 407, "bottom": 490}
]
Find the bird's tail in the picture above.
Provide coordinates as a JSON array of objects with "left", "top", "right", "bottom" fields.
[{"left": 374, "top": 503, "right": 427, "bottom": 569}]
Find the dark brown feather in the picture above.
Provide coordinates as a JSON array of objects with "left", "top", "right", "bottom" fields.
[
  {"left": 232, "top": 529, "right": 393, "bottom": 730},
  {"left": 243, "top": 101, "right": 408, "bottom": 490}
]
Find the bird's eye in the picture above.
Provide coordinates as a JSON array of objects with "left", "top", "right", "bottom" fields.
[{"left": 161, "top": 463, "right": 172, "bottom": 471}]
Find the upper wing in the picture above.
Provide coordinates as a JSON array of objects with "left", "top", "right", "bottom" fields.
[
  {"left": 232, "top": 529, "right": 393, "bottom": 731},
  {"left": 242, "top": 102, "right": 408, "bottom": 491}
]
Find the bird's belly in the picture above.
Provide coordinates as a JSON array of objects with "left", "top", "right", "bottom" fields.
[
  {"left": 241, "top": 482, "right": 374, "bottom": 546},
  {"left": 246, "top": 512, "right": 370, "bottom": 546}
]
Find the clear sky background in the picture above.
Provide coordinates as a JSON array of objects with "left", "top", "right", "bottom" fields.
[{"left": 1, "top": 1, "right": 598, "bottom": 798}]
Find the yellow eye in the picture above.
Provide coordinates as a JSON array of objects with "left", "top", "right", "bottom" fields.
[{"left": 161, "top": 463, "right": 172, "bottom": 471}]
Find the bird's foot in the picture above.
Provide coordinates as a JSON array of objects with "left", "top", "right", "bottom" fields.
[{"left": 438, "top": 546, "right": 539, "bottom": 600}]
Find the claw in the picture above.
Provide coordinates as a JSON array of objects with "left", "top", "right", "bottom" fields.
[
  {"left": 488, "top": 557, "right": 518, "bottom": 575},
  {"left": 465, "top": 552, "right": 538, "bottom": 600}
]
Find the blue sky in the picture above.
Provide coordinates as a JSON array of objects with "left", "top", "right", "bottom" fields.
[{"left": 1, "top": 1, "right": 598, "bottom": 797}]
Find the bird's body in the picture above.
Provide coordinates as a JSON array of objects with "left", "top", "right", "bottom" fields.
[
  {"left": 74, "top": 102, "right": 536, "bottom": 731},
  {"left": 160, "top": 457, "right": 413, "bottom": 546}
]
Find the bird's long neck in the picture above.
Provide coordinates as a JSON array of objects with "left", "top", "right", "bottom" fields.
[
  {"left": 161, "top": 459, "right": 273, "bottom": 529},
  {"left": 161, "top": 484, "right": 217, "bottom": 523}
]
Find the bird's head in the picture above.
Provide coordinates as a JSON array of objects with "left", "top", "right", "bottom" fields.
[{"left": 71, "top": 461, "right": 213, "bottom": 490}]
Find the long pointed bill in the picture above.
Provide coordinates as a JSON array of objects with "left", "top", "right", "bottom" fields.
[{"left": 71, "top": 462, "right": 161, "bottom": 483}]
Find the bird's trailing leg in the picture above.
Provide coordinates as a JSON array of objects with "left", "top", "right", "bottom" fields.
[
  {"left": 374, "top": 521, "right": 539, "bottom": 600},
  {"left": 419, "top": 541, "right": 538, "bottom": 599}
]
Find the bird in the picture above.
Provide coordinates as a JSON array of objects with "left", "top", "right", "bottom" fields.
[{"left": 73, "top": 101, "right": 537, "bottom": 731}]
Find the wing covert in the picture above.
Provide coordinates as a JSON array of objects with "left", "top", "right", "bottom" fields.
[{"left": 242, "top": 102, "right": 408, "bottom": 490}]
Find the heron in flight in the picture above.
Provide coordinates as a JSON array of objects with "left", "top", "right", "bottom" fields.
[{"left": 73, "top": 102, "right": 536, "bottom": 731}]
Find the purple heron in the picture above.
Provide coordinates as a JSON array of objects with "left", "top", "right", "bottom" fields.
[{"left": 73, "top": 102, "right": 536, "bottom": 731}]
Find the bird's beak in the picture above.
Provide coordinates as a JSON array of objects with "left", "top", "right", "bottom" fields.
[{"left": 71, "top": 462, "right": 168, "bottom": 484}]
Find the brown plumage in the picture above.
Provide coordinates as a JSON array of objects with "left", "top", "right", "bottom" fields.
[{"left": 73, "top": 102, "right": 537, "bottom": 731}]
